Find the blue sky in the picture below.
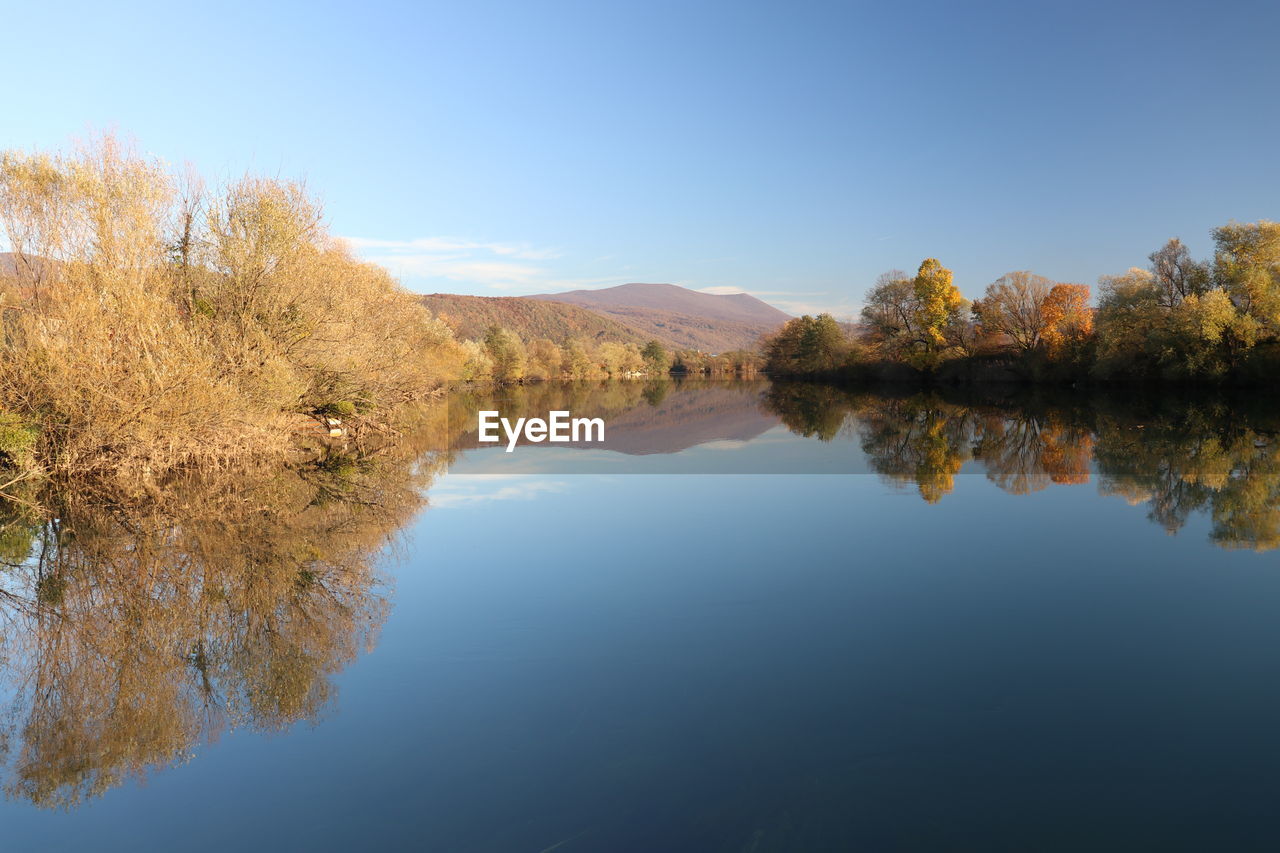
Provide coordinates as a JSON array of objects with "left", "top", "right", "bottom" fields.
[{"left": 2, "top": 0, "right": 1277, "bottom": 318}]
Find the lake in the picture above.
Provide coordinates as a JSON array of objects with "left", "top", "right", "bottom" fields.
[{"left": 4, "top": 379, "right": 1280, "bottom": 850}]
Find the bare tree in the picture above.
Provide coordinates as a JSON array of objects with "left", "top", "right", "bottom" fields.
[{"left": 972, "top": 271, "right": 1053, "bottom": 352}]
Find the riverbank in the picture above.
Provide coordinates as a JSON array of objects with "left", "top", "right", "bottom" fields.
[{"left": 0, "top": 136, "right": 467, "bottom": 496}]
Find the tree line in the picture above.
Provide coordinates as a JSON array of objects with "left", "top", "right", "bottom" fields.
[
  {"left": 459, "top": 325, "right": 763, "bottom": 382},
  {"left": 764, "top": 220, "right": 1280, "bottom": 384}
]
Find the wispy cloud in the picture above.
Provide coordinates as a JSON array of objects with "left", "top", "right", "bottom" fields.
[
  {"left": 428, "top": 474, "right": 568, "bottom": 509},
  {"left": 343, "top": 234, "right": 630, "bottom": 294},
  {"left": 344, "top": 236, "right": 561, "bottom": 261}
]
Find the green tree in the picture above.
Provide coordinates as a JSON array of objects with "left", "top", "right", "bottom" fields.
[
  {"left": 640, "top": 340, "right": 670, "bottom": 375},
  {"left": 1213, "top": 220, "right": 1280, "bottom": 327},
  {"left": 763, "top": 314, "right": 847, "bottom": 375},
  {"left": 482, "top": 325, "right": 527, "bottom": 382}
]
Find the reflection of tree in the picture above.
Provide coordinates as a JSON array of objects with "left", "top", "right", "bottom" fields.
[
  {"left": 972, "top": 413, "right": 1093, "bottom": 495},
  {"left": 762, "top": 384, "right": 856, "bottom": 442},
  {"left": 1093, "top": 406, "right": 1280, "bottom": 550},
  {"left": 641, "top": 380, "right": 671, "bottom": 408},
  {"left": 0, "top": 438, "right": 446, "bottom": 808},
  {"left": 972, "top": 414, "right": 1051, "bottom": 495},
  {"left": 764, "top": 384, "right": 1280, "bottom": 551},
  {"left": 854, "top": 396, "right": 972, "bottom": 503}
]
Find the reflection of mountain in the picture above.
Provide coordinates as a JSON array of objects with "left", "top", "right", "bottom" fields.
[
  {"left": 573, "top": 384, "right": 777, "bottom": 455},
  {"left": 449, "top": 380, "right": 779, "bottom": 456}
]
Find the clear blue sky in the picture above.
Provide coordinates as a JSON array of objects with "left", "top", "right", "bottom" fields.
[{"left": 3, "top": 0, "right": 1277, "bottom": 317}]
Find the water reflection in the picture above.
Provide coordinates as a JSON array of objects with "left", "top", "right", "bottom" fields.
[
  {"left": 447, "top": 378, "right": 775, "bottom": 454},
  {"left": 762, "top": 384, "right": 1280, "bottom": 550},
  {"left": 4, "top": 379, "right": 1280, "bottom": 812},
  {"left": 0, "top": 432, "right": 448, "bottom": 808}
]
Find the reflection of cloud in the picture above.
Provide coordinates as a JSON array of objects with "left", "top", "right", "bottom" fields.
[
  {"left": 428, "top": 474, "right": 568, "bottom": 508},
  {"left": 699, "top": 440, "right": 750, "bottom": 451}
]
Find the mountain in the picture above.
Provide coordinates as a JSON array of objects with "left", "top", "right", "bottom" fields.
[
  {"left": 420, "top": 293, "right": 655, "bottom": 346},
  {"left": 0, "top": 252, "right": 58, "bottom": 284},
  {"left": 529, "top": 283, "right": 790, "bottom": 352}
]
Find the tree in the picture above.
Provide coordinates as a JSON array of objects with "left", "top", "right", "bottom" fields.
[
  {"left": 1149, "top": 237, "right": 1209, "bottom": 308},
  {"left": 564, "top": 338, "right": 594, "bottom": 379},
  {"left": 912, "top": 258, "right": 963, "bottom": 352},
  {"left": 972, "top": 271, "right": 1052, "bottom": 352},
  {"left": 1213, "top": 220, "right": 1280, "bottom": 325},
  {"left": 483, "top": 325, "right": 526, "bottom": 382},
  {"left": 1165, "top": 289, "right": 1258, "bottom": 378},
  {"left": 597, "top": 341, "right": 642, "bottom": 376},
  {"left": 640, "top": 340, "right": 670, "bottom": 375},
  {"left": 526, "top": 338, "right": 563, "bottom": 380},
  {"left": 861, "top": 269, "right": 918, "bottom": 355},
  {"left": 1093, "top": 268, "right": 1162, "bottom": 377},
  {"left": 763, "top": 314, "right": 847, "bottom": 375},
  {"left": 1040, "top": 283, "right": 1093, "bottom": 358}
]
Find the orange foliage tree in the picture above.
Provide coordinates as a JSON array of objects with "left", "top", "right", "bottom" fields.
[{"left": 1040, "top": 283, "right": 1093, "bottom": 358}]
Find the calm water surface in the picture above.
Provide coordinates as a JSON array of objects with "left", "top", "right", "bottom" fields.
[{"left": 4, "top": 380, "right": 1280, "bottom": 850}]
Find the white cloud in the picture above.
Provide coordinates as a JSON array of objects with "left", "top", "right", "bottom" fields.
[
  {"left": 428, "top": 474, "right": 569, "bottom": 509},
  {"left": 343, "top": 236, "right": 560, "bottom": 260},
  {"left": 768, "top": 297, "right": 863, "bottom": 320},
  {"left": 343, "top": 234, "right": 633, "bottom": 294},
  {"left": 694, "top": 286, "right": 861, "bottom": 320}
]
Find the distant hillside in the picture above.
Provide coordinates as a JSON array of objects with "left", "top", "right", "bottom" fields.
[
  {"left": 420, "top": 293, "right": 656, "bottom": 346},
  {"left": 530, "top": 282, "right": 790, "bottom": 352},
  {"left": 0, "top": 252, "right": 53, "bottom": 281}
]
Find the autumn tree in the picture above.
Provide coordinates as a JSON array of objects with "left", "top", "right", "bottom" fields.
[
  {"left": 1040, "top": 283, "right": 1093, "bottom": 358},
  {"left": 483, "top": 325, "right": 527, "bottom": 382},
  {"left": 972, "top": 271, "right": 1052, "bottom": 352},
  {"left": 763, "top": 314, "right": 847, "bottom": 375},
  {"left": 526, "top": 338, "right": 564, "bottom": 380},
  {"left": 1149, "top": 237, "right": 1210, "bottom": 308},
  {"left": 1212, "top": 220, "right": 1280, "bottom": 326},
  {"left": 1092, "top": 268, "right": 1164, "bottom": 377},
  {"left": 564, "top": 338, "right": 595, "bottom": 379},
  {"left": 1093, "top": 265, "right": 1256, "bottom": 380},
  {"left": 912, "top": 258, "right": 963, "bottom": 356},
  {"left": 860, "top": 270, "right": 919, "bottom": 357}
]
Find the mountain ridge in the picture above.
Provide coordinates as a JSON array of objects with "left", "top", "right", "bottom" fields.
[{"left": 529, "top": 282, "right": 790, "bottom": 351}]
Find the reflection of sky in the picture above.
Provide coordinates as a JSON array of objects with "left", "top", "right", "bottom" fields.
[
  {"left": 428, "top": 474, "right": 570, "bottom": 509},
  {"left": 4, "top": 466, "right": 1279, "bottom": 848}
]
